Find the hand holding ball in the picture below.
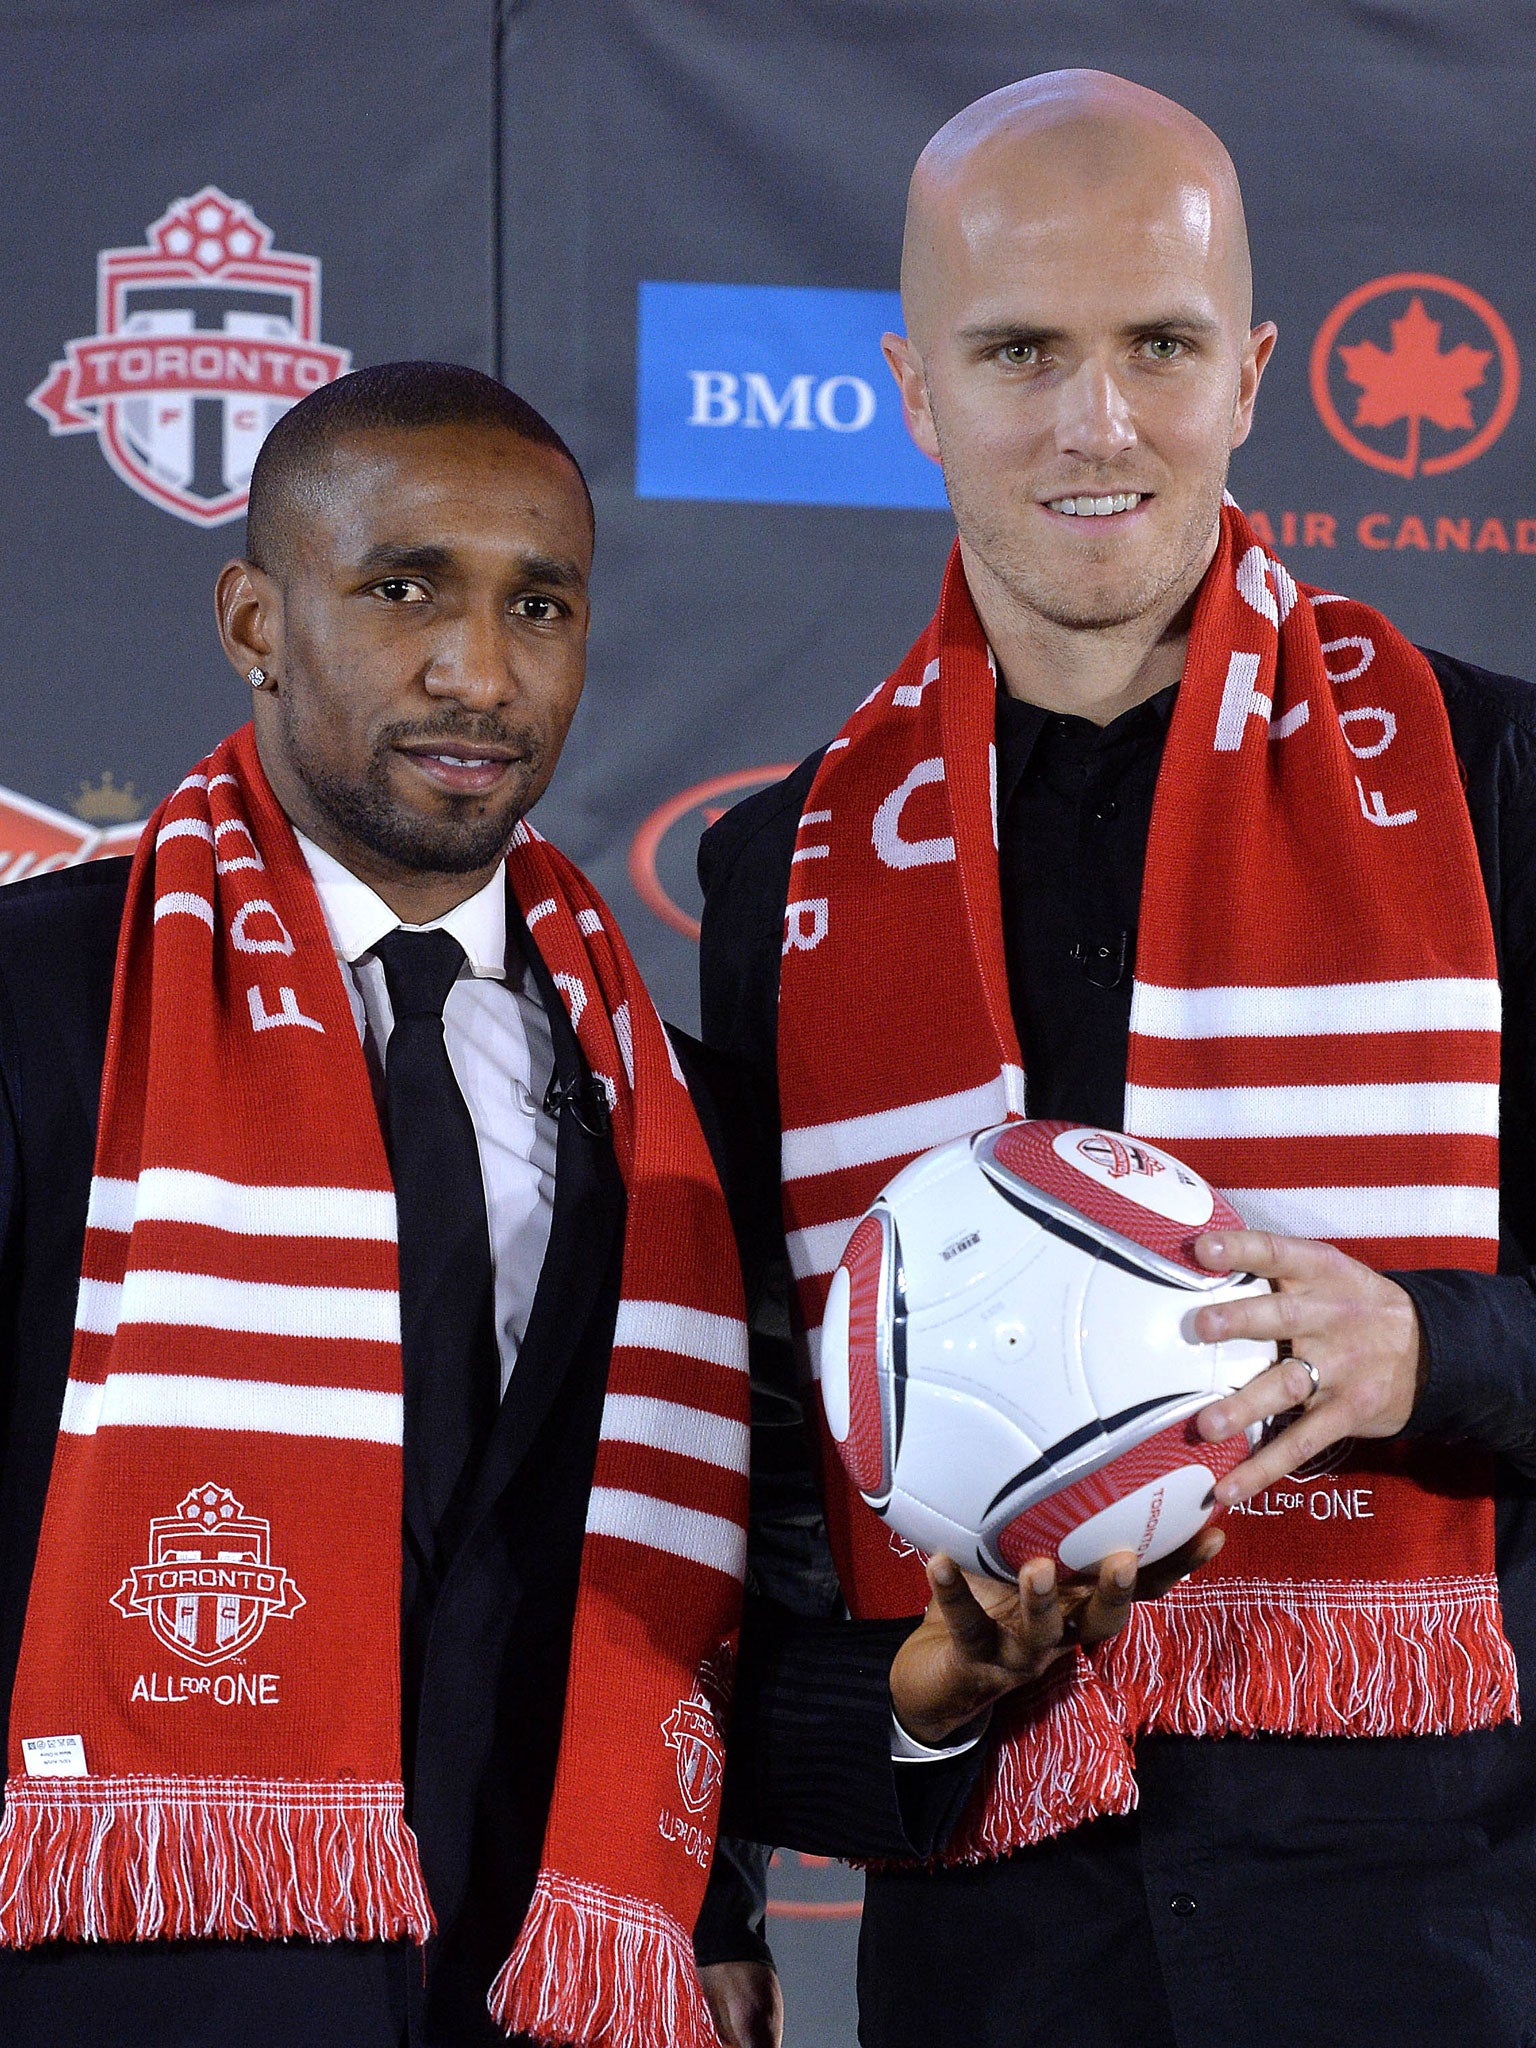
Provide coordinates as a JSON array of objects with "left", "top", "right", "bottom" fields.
[{"left": 818, "top": 1121, "right": 1275, "bottom": 1579}]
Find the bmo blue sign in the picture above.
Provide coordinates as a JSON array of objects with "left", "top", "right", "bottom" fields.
[{"left": 635, "top": 282, "right": 948, "bottom": 509}]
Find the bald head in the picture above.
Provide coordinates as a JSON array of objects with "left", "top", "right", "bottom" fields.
[
  {"left": 901, "top": 71, "right": 1252, "bottom": 351},
  {"left": 881, "top": 70, "right": 1275, "bottom": 708}
]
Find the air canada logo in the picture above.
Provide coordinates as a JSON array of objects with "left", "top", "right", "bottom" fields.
[
  {"left": 28, "top": 188, "right": 352, "bottom": 526},
  {"left": 111, "top": 1483, "right": 304, "bottom": 1666},
  {"left": 1310, "top": 273, "right": 1520, "bottom": 478},
  {"left": 630, "top": 764, "right": 794, "bottom": 939}
]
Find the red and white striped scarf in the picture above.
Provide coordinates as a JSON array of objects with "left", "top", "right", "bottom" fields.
[
  {"left": 0, "top": 726, "right": 747, "bottom": 2048},
  {"left": 778, "top": 504, "right": 1518, "bottom": 1858}
]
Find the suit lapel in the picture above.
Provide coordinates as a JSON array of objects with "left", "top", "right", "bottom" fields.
[{"left": 454, "top": 892, "right": 625, "bottom": 1539}]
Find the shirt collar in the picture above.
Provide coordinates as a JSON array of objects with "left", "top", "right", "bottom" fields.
[
  {"left": 294, "top": 831, "right": 509, "bottom": 980},
  {"left": 993, "top": 676, "right": 1179, "bottom": 817}
]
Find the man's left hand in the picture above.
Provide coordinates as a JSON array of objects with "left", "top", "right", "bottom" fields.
[
  {"left": 1191, "top": 1229, "right": 1424, "bottom": 1505},
  {"left": 699, "top": 1960, "right": 783, "bottom": 2048}
]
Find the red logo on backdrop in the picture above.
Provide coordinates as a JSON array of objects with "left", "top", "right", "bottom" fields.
[
  {"left": 0, "top": 781, "right": 143, "bottom": 886},
  {"left": 766, "top": 1851, "right": 863, "bottom": 1921},
  {"left": 28, "top": 188, "right": 352, "bottom": 527},
  {"left": 629, "top": 765, "right": 794, "bottom": 939},
  {"left": 1310, "top": 273, "right": 1520, "bottom": 478}
]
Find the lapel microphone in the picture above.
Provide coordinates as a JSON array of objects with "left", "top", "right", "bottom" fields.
[
  {"left": 1070, "top": 927, "right": 1131, "bottom": 990},
  {"left": 506, "top": 903, "right": 611, "bottom": 1137},
  {"left": 543, "top": 1067, "right": 612, "bottom": 1137}
]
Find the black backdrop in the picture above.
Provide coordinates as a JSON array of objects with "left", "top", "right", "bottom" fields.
[{"left": 5, "top": 6, "right": 1535, "bottom": 2039}]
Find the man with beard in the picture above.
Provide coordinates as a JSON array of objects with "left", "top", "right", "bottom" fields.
[
  {"left": 0, "top": 362, "right": 1155, "bottom": 2048},
  {"left": 700, "top": 72, "right": 1536, "bottom": 2048}
]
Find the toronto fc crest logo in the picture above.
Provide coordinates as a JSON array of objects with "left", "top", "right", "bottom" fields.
[
  {"left": 111, "top": 1483, "right": 305, "bottom": 1666},
  {"left": 662, "top": 1693, "right": 726, "bottom": 1816},
  {"left": 1075, "top": 1133, "right": 1166, "bottom": 1182},
  {"left": 28, "top": 188, "right": 352, "bottom": 527},
  {"left": 661, "top": 1646, "right": 733, "bottom": 1817}
]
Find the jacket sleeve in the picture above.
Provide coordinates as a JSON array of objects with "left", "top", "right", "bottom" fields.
[
  {"left": 692, "top": 1833, "right": 772, "bottom": 1970},
  {"left": 0, "top": 962, "right": 21, "bottom": 1475},
  {"left": 722, "top": 1598, "right": 983, "bottom": 1860},
  {"left": 1395, "top": 1268, "right": 1536, "bottom": 1473},
  {"left": 1396, "top": 659, "right": 1536, "bottom": 1474}
]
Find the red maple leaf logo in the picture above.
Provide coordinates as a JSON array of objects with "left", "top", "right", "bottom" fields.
[{"left": 1337, "top": 295, "right": 1492, "bottom": 478}]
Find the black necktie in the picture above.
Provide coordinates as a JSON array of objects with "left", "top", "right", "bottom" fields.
[{"left": 375, "top": 928, "right": 499, "bottom": 1548}]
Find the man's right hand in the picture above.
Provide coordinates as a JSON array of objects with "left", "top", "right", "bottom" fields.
[{"left": 888, "top": 1531, "right": 1223, "bottom": 1747}]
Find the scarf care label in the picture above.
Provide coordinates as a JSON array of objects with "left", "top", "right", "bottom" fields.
[{"left": 21, "top": 1736, "right": 87, "bottom": 1778}]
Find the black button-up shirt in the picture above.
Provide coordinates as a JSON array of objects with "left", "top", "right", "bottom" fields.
[{"left": 995, "top": 683, "right": 1175, "bottom": 1131}]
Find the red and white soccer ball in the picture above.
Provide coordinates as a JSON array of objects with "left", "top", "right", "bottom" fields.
[{"left": 818, "top": 1121, "right": 1276, "bottom": 1578}]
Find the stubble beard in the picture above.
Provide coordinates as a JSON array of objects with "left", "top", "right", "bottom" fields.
[
  {"left": 279, "top": 693, "right": 543, "bottom": 878},
  {"left": 938, "top": 439, "right": 1230, "bottom": 636}
]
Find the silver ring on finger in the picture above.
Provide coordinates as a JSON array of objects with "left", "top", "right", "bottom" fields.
[{"left": 1294, "top": 1356, "right": 1322, "bottom": 1405}]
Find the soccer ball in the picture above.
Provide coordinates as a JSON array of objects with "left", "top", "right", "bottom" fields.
[{"left": 818, "top": 1121, "right": 1275, "bottom": 1577}]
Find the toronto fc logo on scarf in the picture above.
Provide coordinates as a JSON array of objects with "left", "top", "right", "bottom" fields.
[
  {"left": 111, "top": 1483, "right": 305, "bottom": 1666},
  {"left": 661, "top": 1644, "right": 733, "bottom": 1819},
  {"left": 27, "top": 187, "right": 351, "bottom": 527},
  {"left": 661, "top": 1693, "right": 725, "bottom": 1816}
]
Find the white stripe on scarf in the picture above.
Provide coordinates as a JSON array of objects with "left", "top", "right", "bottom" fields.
[
  {"left": 78, "top": 1271, "right": 399, "bottom": 1342},
  {"left": 1131, "top": 977, "right": 1501, "bottom": 1039},
  {"left": 612, "top": 1301, "right": 748, "bottom": 1371},
  {"left": 59, "top": 1373, "right": 402, "bottom": 1442},
  {"left": 600, "top": 1393, "right": 750, "bottom": 1472},
  {"left": 586, "top": 1488, "right": 747, "bottom": 1578},
  {"left": 782, "top": 1067, "right": 1025, "bottom": 1181},
  {"left": 87, "top": 1172, "right": 397, "bottom": 1241},
  {"left": 1127, "top": 1080, "right": 1497, "bottom": 1139},
  {"left": 1221, "top": 1183, "right": 1498, "bottom": 1241},
  {"left": 786, "top": 1218, "right": 863, "bottom": 1281}
]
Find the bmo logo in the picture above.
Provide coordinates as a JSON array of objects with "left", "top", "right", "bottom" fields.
[
  {"left": 686, "top": 371, "right": 877, "bottom": 434},
  {"left": 636, "top": 282, "right": 947, "bottom": 510}
]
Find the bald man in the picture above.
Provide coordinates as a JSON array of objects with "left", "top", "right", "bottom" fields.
[{"left": 700, "top": 72, "right": 1536, "bottom": 2048}]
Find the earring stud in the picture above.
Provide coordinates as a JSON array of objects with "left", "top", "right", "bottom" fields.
[{"left": 247, "top": 666, "right": 268, "bottom": 689}]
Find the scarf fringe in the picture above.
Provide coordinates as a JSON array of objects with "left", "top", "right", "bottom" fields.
[
  {"left": 0, "top": 1776, "right": 434, "bottom": 1946},
  {"left": 929, "top": 1660, "right": 1138, "bottom": 1868},
  {"left": 1098, "top": 1577, "right": 1522, "bottom": 1739},
  {"left": 488, "top": 1870, "right": 717, "bottom": 2048}
]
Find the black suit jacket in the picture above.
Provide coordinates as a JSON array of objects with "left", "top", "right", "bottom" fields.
[{"left": 0, "top": 858, "right": 965, "bottom": 2048}]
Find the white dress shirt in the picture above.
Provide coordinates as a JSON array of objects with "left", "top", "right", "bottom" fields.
[{"left": 297, "top": 833, "right": 558, "bottom": 1397}]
